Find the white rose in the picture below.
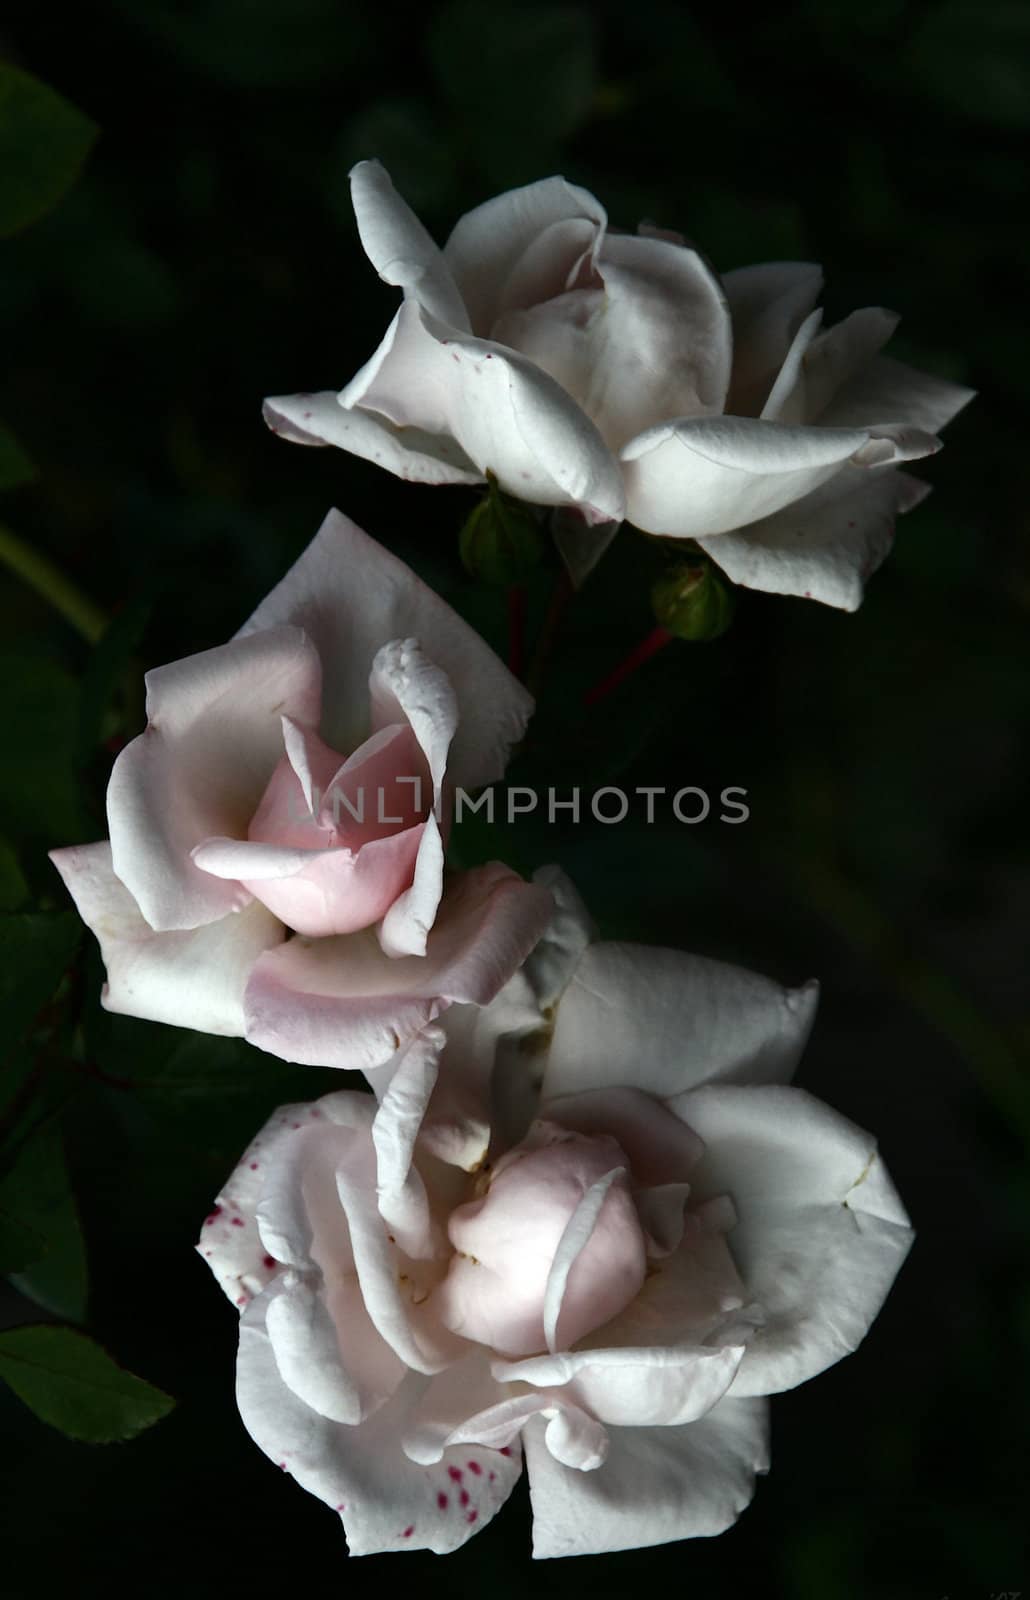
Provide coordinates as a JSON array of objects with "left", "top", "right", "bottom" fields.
[
  {"left": 200, "top": 874, "right": 912, "bottom": 1556},
  {"left": 265, "top": 161, "right": 972, "bottom": 608}
]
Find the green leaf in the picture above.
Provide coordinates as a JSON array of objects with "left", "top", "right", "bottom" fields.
[
  {"left": 0, "top": 422, "right": 37, "bottom": 493},
  {"left": 0, "top": 63, "right": 97, "bottom": 237},
  {"left": 0, "top": 912, "right": 81, "bottom": 1046},
  {"left": 4, "top": 1128, "right": 88, "bottom": 1322},
  {"left": 0, "top": 1325, "right": 174, "bottom": 1443},
  {"left": 0, "top": 1204, "right": 46, "bottom": 1277}
]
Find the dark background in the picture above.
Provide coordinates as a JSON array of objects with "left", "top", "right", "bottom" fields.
[{"left": 1, "top": 2, "right": 1027, "bottom": 1595}]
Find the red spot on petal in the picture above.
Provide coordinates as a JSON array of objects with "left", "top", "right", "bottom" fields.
[
  {"left": 231, "top": 1217, "right": 245, "bottom": 1228},
  {"left": 402, "top": 1525, "right": 414, "bottom": 1538},
  {"left": 235, "top": 1295, "right": 248, "bottom": 1306},
  {"left": 279, "top": 1462, "right": 287, "bottom": 1470},
  {"left": 437, "top": 1492, "right": 449, "bottom": 1510},
  {"left": 263, "top": 1255, "right": 276, "bottom": 1269},
  {"left": 336, "top": 1503, "right": 346, "bottom": 1512},
  {"left": 466, "top": 1510, "right": 478, "bottom": 1524},
  {"left": 499, "top": 1447, "right": 512, "bottom": 1457},
  {"left": 488, "top": 1472, "right": 496, "bottom": 1483},
  {"left": 250, "top": 1162, "right": 259, "bottom": 1170},
  {"left": 459, "top": 1489, "right": 469, "bottom": 1507},
  {"left": 447, "top": 1466, "right": 463, "bottom": 1482},
  {"left": 204, "top": 1208, "right": 222, "bottom": 1226},
  {"left": 310, "top": 1109, "right": 322, "bottom": 1119},
  {"left": 467, "top": 1461, "right": 481, "bottom": 1475},
  {"left": 291, "top": 1122, "right": 301, "bottom": 1130}
]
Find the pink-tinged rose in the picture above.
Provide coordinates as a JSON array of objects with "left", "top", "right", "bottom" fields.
[
  {"left": 199, "top": 873, "right": 912, "bottom": 1557},
  {"left": 50, "top": 510, "right": 552, "bottom": 1068},
  {"left": 264, "top": 162, "right": 973, "bottom": 607}
]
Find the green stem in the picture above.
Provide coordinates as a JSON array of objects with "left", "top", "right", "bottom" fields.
[{"left": 0, "top": 521, "right": 106, "bottom": 644}]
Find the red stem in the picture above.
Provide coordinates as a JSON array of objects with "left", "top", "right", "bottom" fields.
[{"left": 584, "top": 625, "right": 673, "bottom": 707}]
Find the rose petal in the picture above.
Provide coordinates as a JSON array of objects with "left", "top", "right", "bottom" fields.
[
  {"left": 192, "top": 826, "right": 425, "bottom": 939},
  {"left": 198, "top": 1094, "right": 371, "bottom": 1300},
  {"left": 669, "top": 1084, "right": 914, "bottom": 1396},
  {"left": 543, "top": 1086, "right": 705, "bottom": 1185},
  {"left": 495, "top": 1224, "right": 754, "bottom": 1430},
  {"left": 349, "top": 159, "right": 470, "bottom": 331},
  {"left": 493, "top": 232, "right": 731, "bottom": 450},
  {"left": 262, "top": 389, "right": 481, "bottom": 484},
  {"left": 237, "top": 508, "right": 533, "bottom": 793},
  {"left": 50, "top": 841, "right": 283, "bottom": 1035},
  {"left": 723, "top": 261, "right": 825, "bottom": 416},
  {"left": 107, "top": 627, "right": 322, "bottom": 932},
  {"left": 236, "top": 1299, "right": 516, "bottom": 1555},
  {"left": 342, "top": 300, "right": 626, "bottom": 524},
  {"left": 698, "top": 465, "right": 931, "bottom": 610},
  {"left": 244, "top": 863, "right": 554, "bottom": 1071},
  {"left": 524, "top": 1395, "right": 770, "bottom": 1556},
  {"left": 821, "top": 352, "right": 976, "bottom": 434},
  {"left": 620, "top": 414, "right": 934, "bottom": 539},
  {"left": 542, "top": 941, "right": 818, "bottom": 1102},
  {"left": 442, "top": 174, "right": 607, "bottom": 335}
]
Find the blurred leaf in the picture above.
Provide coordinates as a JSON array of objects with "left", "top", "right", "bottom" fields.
[
  {"left": 0, "top": 1326, "right": 173, "bottom": 1443},
  {"left": 908, "top": 2, "right": 1030, "bottom": 127},
  {"left": 0, "top": 63, "right": 97, "bottom": 237},
  {"left": 334, "top": 99, "right": 457, "bottom": 219},
  {"left": 428, "top": 2, "right": 597, "bottom": 178},
  {"left": 112, "top": 0, "right": 371, "bottom": 88},
  {"left": 0, "top": 839, "right": 29, "bottom": 911},
  {"left": 0, "top": 1204, "right": 46, "bottom": 1277},
  {"left": 0, "top": 422, "right": 37, "bottom": 493},
  {"left": 6, "top": 1127, "right": 88, "bottom": 1323},
  {"left": 77, "top": 599, "right": 151, "bottom": 759},
  {"left": 0, "top": 653, "right": 90, "bottom": 842},
  {"left": 0, "top": 912, "right": 81, "bottom": 1048}
]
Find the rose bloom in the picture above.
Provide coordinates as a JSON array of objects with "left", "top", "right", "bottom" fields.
[
  {"left": 50, "top": 510, "right": 551, "bottom": 1069},
  {"left": 265, "top": 161, "right": 972, "bottom": 608},
  {"left": 200, "top": 873, "right": 912, "bottom": 1557}
]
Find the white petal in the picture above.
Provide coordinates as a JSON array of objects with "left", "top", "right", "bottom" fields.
[
  {"left": 236, "top": 1298, "right": 518, "bottom": 1554},
  {"left": 822, "top": 352, "right": 976, "bottom": 434},
  {"left": 265, "top": 1270, "right": 404, "bottom": 1425},
  {"left": 244, "top": 864, "right": 553, "bottom": 1071},
  {"left": 197, "top": 1096, "right": 361, "bottom": 1303},
  {"left": 620, "top": 415, "right": 886, "bottom": 538},
  {"left": 493, "top": 232, "right": 732, "bottom": 450},
  {"left": 670, "top": 1084, "right": 914, "bottom": 1396},
  {"left": 237, "top": 508, "right": 533, "bottom": 793},
  {"left": 525, "top": 1395, "right": 770, "bottom": 1556},
  {"left": 369, "top": 1027, "right": 445, "bottom": 1258},
  {"left": 107, "top": 627, "right": 322, "bottom": 931},
  {"left": 723, "top": 261, "right": 825, "bottom": 416},
  {"left": 794, "top": 307, "right": 901, "bottom": 421},
  {"left": 377, "top": 813, "right": 445, "bottom": 959},
  {"left": 542, "top": 941, "right": 818, "bottom": 1101},
  {"left": 50, "top": 841, "right": 283, "bottom": 1035},
  {"left": 698, "top": 465, "right": 931, "bottom": 610},
  {"left": 443, "top": 174, "right": 607, "bottom": 335},
  {"left": 496, "top": 1224, "right": 753, "bottom": 1430},
  {"left": 343, "top": 300, "right": 625, "bottom": 523},
  {"left": 349, "top": 159, "right": 470, "bottom": 330},
  {"left": 262, "top": 390, "right": 481, "bottom": 485}
]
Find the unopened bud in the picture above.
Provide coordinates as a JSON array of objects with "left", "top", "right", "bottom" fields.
[
  {"left": 459, "top": 479, "right": 544, "bottom": 586},
  {"left": 651, "top": 559, "right": 734, "bottom": 641}
]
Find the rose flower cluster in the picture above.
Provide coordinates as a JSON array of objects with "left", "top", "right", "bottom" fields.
[{"left": 52, "top": 163, "right": 965, "bottom": 1558}]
